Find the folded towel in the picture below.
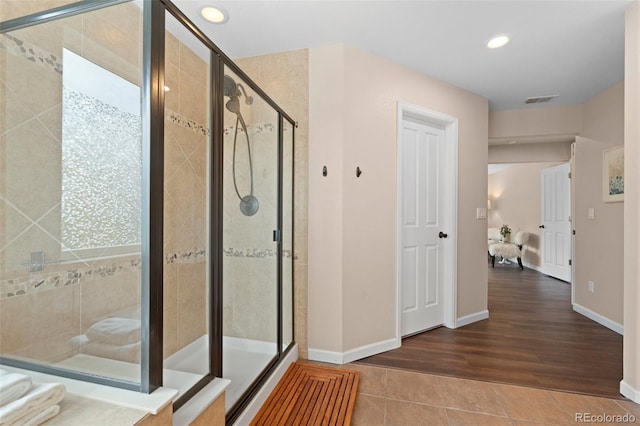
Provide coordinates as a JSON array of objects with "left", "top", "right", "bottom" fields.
[
  {"left": 0, "top": 383, "right": 65, "bottom": 425},
  {"left": 69, "top": 334, "right": 89, "bottom": 348},
  {"left": 86, "top": 317, "right": 140, "bottom": 346},
  {"left": 21, "top": 404, "right": 60, "bottom": 426},
  {"left": 81, "top": 341, "right": 141, "bottom": 364},
  {"left": 0, "top": 373, "right": 32, "bottom": 407}
]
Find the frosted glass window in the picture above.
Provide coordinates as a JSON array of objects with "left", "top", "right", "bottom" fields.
[{"left": 61, "top": 48, "right": 142, "bottom": 255}]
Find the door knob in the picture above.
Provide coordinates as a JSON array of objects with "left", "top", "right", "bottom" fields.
[
  {"left": 438, "top": 231, "right": 448, "bottom": 239},
  {"left": 539, "top": 225, "right": 545, "bottom": 229}
]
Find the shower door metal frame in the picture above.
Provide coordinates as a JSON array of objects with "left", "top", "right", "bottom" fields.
[{"left": 160, "top": 0, "right": 297, "bottom": 418}]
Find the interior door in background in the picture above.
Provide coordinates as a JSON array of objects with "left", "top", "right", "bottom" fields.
[
  {"left": 540, "top": 163, "right": 572, "bottom": 282},
  {"left": 399, "top": 119, "right": 445, "bottom": 336}
]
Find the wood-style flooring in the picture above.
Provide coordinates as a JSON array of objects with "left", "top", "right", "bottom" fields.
[{"left": 357, "top": 264, "right": 623, "bottom": 399}]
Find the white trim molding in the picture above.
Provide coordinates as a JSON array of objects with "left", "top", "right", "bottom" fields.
[
  {"left": 456, "top": 310, "right": 489, "bottom": 328},
  {"left": 620, "top": 380, "right": 640, "bottom": 403},
  {"left": 573, "top": 303, "right": 623, "bottom": 335},
  {"left": 308, "top": 338, "right": 400, "bottom": 365},
  {"left": 307, "top": 348, "right": 343, "bottom": 365}
]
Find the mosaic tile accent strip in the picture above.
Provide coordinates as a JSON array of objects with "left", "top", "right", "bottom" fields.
[
  {"left": 223, "top": 122, "right": 275, "bottom": 136},
  {"left": 167, "top": 110, "right": 210, "bottom": 137},
  {"left": 224, "top": 248, "right": 297, "bottom": 260},
  {"left": 165, "top": 248, "right": 208, "bottom": 264},
  {"left": 0, "top": 249, "right": 213, "bottom": 299},
  {"left": 0, "top": 258, "right": 141, "bottom": 299},
  {"left": 0, "top": 34, "right": 63, "bottom": 74}
]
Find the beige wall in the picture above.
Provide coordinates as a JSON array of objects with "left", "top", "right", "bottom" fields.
[
  {"left": 489, "top": 105, "right": 582, "bottom": 144},
  {"left": 623, "top": 0, "right": 640, "bottom": 402},
  {"left": 488, "top": 162, "right": 562, "bottom": 268},
  {"left": 307, "top": 45, "right": 345, "bottom": 354},
  {"left": 489, "top": 142, "right": 572, "bottom": 164},
  {"left": 574, "top": 82, "right": 624, "bottom": 326},
  {"left": 308, "top": 44, "right": 489, "bottom": 356}
]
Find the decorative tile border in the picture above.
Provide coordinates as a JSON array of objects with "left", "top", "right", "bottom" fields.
[
  {"left": 0, "top": 258, "right": 141, "bottom": 299},
  {"left": 0, "top": 246, "right": 297, "bottom": 298},
  {"left": 165, "top": 248, "right": 207, "bottom": 264},
  {"left": 0, "top": 249, "right": 211, "bottom": 299},
  {"left": 224, "top": 248, "right": 297, "bottom": 260},
  {"left": 0, "top": 34, "right": 63, "bottom": 75},
  {"left": 223, "top": 122, "right": 275, "bottom": 136},
  {"left": 166, "top": 110, "right": 210, "bottom": 137}
]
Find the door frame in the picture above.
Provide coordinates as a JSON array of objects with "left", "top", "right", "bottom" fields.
[
  {"left": 396, "top": 101, "right": 458, "bottom": 346},
  {"left": 570, "top": 143, "right": 576, "bottom": 305}
]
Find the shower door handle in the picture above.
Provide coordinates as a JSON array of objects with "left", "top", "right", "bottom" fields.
[{"left": 273, "top": 229, "right": 281, "bottom": 242}]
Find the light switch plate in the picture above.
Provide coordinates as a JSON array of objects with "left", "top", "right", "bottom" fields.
[
  {"left": 588, "top": 207, "right": 595, "bottom": 220},
  {"left": 477, "top": 207, "right": 487, "bottom": 219}
]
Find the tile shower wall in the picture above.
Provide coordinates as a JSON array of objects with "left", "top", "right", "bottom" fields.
[
  {"left": 162, "top": 31, "right": 209, "bottom": 359},
  {"left": 0, "top": 2, "right": 143, "bottom": 362},
  {"left": 234, "top": 50, "right": 309, "bottom": 357},
  {"left": 222, "top": 112, "right": 280, "bottom": 342}
]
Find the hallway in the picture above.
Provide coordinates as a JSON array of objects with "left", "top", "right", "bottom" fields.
[{"left": 357, "top": 265, "right": 623, "bottom": 399}]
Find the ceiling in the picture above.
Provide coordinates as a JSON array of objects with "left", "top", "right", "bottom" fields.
[{"left": 171, "top": 0, "right": 632, "bottom": 111}]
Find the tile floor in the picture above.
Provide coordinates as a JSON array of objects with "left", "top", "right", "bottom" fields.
[{"left": 342, "top": 364, "right": 640, "bottom": 425}]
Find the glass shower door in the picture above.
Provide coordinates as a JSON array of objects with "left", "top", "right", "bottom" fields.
[{"left": 222, "top": 67, "right": 279, "bottom": 411}]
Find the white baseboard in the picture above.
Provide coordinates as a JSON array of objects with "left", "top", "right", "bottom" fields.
[
  {"left": 573, "top": 303, "right": 623, "bottom": 335},
  {"left": 307, "top": 348, "right": 343, "bottom": 364},
  {"left": 456, "top": 310, "right": 489, "bottom": 328},
  {"left": 343, "top": 338, "right": 399, "bottom": 364},
  {"left": 234, "top": 344, "right": 298, "bottom": 426},
  {"left": 308, "top": 337, "right": 400, "bottom": 365},
  {"left": 522, "top": 262, "right": 542, "bottom": 272},
  {"left": 620, "top": 380, "right": 640, "bottom": 403}
]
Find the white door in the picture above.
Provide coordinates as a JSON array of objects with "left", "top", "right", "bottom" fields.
[
  {"left": 399, "top": 119, "right": 446, "bottom": 336},
  {"left": 540, "top": 163, "right": 572, "bottom": 282}
]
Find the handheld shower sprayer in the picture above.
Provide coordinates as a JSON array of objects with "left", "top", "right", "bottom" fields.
[{"left": 224, "top": 74, "right": 259, "bottom": 216}]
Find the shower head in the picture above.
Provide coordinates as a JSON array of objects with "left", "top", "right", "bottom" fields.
[
  {"left": 224, "top": 74, "right": 238, "bottom": 98},
  {"left": 224, "top": 74, "right": 253, "bottom": 106}
]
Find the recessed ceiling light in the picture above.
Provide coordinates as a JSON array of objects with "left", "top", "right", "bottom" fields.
[
  {"left": 487, "top": 35, "right": 510, "bottom": 49},
  {"left": 201, "top": 6, "right": 228, "bottom": 24}
]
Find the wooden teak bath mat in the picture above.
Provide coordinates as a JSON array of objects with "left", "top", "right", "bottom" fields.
[{"left": 251, "top": 362, "right": 359, "bottom": 425}]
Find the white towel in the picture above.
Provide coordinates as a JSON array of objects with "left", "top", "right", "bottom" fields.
[
  {"left": 86, "top": 317, "right": 140, "bottom": 345},
  {"left": 81, "top": 341, "right": 141, "bottom": 364},
  {"left": 0, "top": 373, "right": 32, "bottom": 407},
  {"left": 21, "top": 404, "right": 60, "bottom": 426},
  {"left": 70, "top": 335, "right": 140, "bottom": 363},
  {"left": 0, "top": 383, "right": 65, "bottom": 425}
]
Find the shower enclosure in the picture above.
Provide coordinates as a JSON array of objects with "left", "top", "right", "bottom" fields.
[{"left": 0, "top": 0, "right": 295, "bottom": 422}]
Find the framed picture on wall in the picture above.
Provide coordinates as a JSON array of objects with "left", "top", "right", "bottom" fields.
[{"left": 603, "top": 145, "right": 624, "bottom": 203}]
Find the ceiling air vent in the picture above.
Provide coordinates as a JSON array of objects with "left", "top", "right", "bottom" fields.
[{"left": 525, "top": 95, "right": 559, "bottom": 104}]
